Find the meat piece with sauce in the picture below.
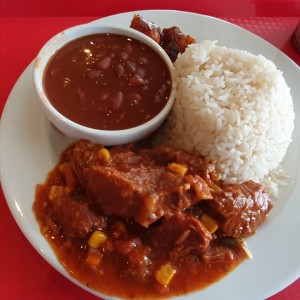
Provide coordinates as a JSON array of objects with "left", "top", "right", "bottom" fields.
[
  {"left": 130, "top": 14, "right": 162, "bottom": 44},
  {"left": 86, "top": 152, "right": 212, "bottom": 228},
  {"left": 208, "top": 181, "right": 273, "bottom": 238},
  {"left": 51, "top": 195, "right": 106, "bottom": 239},
  {"left": 130, "top": 15, "right": 196, "bottom": 62},
  {"left": 70, "top": 140, "right": 212, "bottom": 227},
  {"left": 160, "top": 26, "right": 196, "bottom": 61},
  {"left": 150, "top": 212, "right": 212, "bottom": 259},
  {"left": 70, "top": 139, "right": 105, "bottom": 185}
]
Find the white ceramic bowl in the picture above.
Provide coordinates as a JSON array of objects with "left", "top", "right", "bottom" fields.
[{"left": 33, "top": 23, "right": 175, "bottom": 146}]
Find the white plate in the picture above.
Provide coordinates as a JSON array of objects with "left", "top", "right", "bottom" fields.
[{"left": 1, "top": 10, "right": 300, "bottom": 300}]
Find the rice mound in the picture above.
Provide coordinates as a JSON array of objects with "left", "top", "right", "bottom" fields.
[{"left": 154, "top": 41, "right": 294, "bottom": 195}]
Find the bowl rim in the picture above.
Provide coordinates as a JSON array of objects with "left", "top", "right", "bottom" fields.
[{"left": 33, "top": 22, "right": 175, "bottom": 144}]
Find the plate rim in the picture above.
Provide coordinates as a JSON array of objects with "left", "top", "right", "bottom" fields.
[{"left": 1, "top": 10, "right": 300, "bottom": 300}]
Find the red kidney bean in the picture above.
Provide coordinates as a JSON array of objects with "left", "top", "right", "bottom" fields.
[
  {"left": 111, "top": 91, "right": 124, "bottom": 110},
  {"left": 77, "top": 88, "right": 85, "bottom": 100},
  {"left": 87, "top": 69, "right": 101, "bottom": 79},
  {"left": 118, "top": 51, "right": 129, "bottom": 60},
  {"left": 100, "top": 93, "right": 110, "bottom": 101},
  {"left": 129, "top": 74, "right": 146, "bottom": 86},
  {"left": 97, "top": 57, "right": 111, "bottom": 70},
  {"left": 125, "top": 42, "right": 133, "bottom": 54},
  {"left": 129, "top": 92, "right": 141, "bottom": 102},
  {"left": 138, "top": 57, "right": 148, "bottom": 64},
  {"left": 136, "top": 67, "right": 146, "bottom": 78},
  {"left": 154, "top": 84, "right": 167, "bottom": 103},
  {"left": 115, "top": 64, "right": 125, "bottom": 77},
  {"left": 129, "top": 94, "right": 141, "bottom": 106},
  {"left": 125, "top": 61, "right": 137, "bottom": 73}
]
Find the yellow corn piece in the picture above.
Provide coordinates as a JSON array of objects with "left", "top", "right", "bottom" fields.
[
  {"left": 48, "top": 185, "right": 64, "bottom": 200},
  {"left": 88, "top": 230, "right": 107, "bottom": 248},
  {"left": 98, "top": 148, "right": 111, "bottom": 162},
  {"left": 155, "top": 263, "right": 176, "bottom": 286},
  {"left": 200, "top": 214, "right": 218, "bottom": 234},
  {"left": 168, "top": 163, "right": 188, "bottom": 176}
]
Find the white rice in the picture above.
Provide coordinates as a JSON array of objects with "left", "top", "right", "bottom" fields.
[{"left": 154, "top": 41, "right": 294, "bottom": 196}]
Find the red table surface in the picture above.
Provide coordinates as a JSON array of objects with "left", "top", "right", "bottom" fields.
[{"left": 1, "top": 5, "right": 300, "bottom": 300}]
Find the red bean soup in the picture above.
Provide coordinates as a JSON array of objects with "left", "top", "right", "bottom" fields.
[{"left": 43, "top": 33, "right": 172, "bottom": 130}]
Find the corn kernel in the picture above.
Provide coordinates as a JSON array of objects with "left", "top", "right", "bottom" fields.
[
  {"left": 200, "top": 214, "right": 218, "bottom": 234},
  {"left": 98, "top": 148, "right": 111, "bottom": 162},
  {"left": 48, "top": 185, "right": 64, "bottom": 200},
  {"left": 168, "top": 163, "right": 188, "bottom": 176},
  {"left": 88, "top": 230, "right": 107, "bottom": 248},
  {"left": 155, "top": 263, "right": 176, "bottom": 286}
]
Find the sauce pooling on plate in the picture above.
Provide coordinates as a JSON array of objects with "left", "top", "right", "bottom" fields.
[{"left": 43, "top": 33, "right": 172, "bottom": 130}]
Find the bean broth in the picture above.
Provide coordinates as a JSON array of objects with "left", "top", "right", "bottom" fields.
[{"left": 44, "top": 33, "right": 172, "bottom": 130}]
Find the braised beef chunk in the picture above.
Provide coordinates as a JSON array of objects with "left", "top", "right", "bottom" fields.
[
  {"left": 86, "top": 151, "right": 212, "bottom": 228},
  {"left": 52, "top": 195, "right": 106, "bottom": 238},
  {"left": 209, "top": 181, "right": 273, "bottom": 238},
  {"left": 160, "top": 26, "right": 196, "bottom": 61},
  {"left": 150, "top": 213, "right": 212, "bottom": 258},
  {"left": 202, "top": 242, "right": 235, "bottom": 264},
  {"left": 69, "top": 140, "right": 213, "bottom": 227},
  {"left": 71, "top": 139, "right": 105, "bottom": 186},
  {"left": 71, "top": 140, "right": 140, "bottom": 185},
  {"left": 130, "top": 14, "right": 162, "bottom": 44}
]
